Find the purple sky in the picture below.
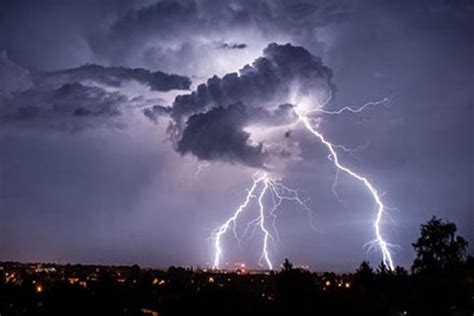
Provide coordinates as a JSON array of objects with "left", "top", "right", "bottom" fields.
[{"left": 0, "top": 0, "right": 472, "bottom": 272}]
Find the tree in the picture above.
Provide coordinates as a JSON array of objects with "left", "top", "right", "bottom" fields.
[
  {"left": 276, "top": 258, "right": 315, "bottom": 313},
  {"left": 412, "top": 216, "right": 468, "bottom": 273},
  {"left": 394, "top": 266, "right": 408, "bottom": 277},
  {"left": 376, "top": 260, "right": 390, "bottom": 276},
  {"left": 282, "top": 258, "right": 293, "bottom": 272},
  {"left": 354, "top": 261, "right": 375, "bottom": 282}
]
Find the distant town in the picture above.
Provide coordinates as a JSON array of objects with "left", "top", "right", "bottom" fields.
[
  {"left": 1, "top": 217, "right": 473, "bottom": 315},
  {"left": 0, "top": 260, "right": 353, "bottom": 314},
  {"left": 1, "top": 256, "right": 472, "bottom": 315}
]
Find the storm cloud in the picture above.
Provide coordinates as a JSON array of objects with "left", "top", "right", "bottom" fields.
[
  {"left": 170, "top": 43, "right": 333, "bottom": 120},
  {"left": 84, "top": 0, "right": 347, "bottom": 78},
  {"left": 159, "top": 43, "right": 333, "bottom": 167},
  {"left": 177, "top": 103, "right": 265, "bottom": 167},
  {"left": 41, "top": 64, "right": 191, "bottom": 92},
  {"left": 0, "top": 82, "right": 127, "bottom": 132},
  {"left": 0, "top": 53, "right": 190, "bottom": 132},
  {"left": 143, "top": 105, "right": 173, "bottom": 124},
  {"left": 216, "top": 42, "right": 248, "bottom": 50}
]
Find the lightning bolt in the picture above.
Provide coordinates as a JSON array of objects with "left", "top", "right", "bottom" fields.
[
  {"left": 211, "top": 90, "right": 395, "bottom": 270},
  {"left": 309, "top": 97, "right": 390, "bottom": 115},
  {"left": 294, "top": 96, "right": 396, "bottom": 270},
  {"left": 212, "top": 172, "right": 312, "bottom": 270},
  {"left": 256, "top": 178, "right": 272, "bottom": 269},
  {"left": 212, "top": 172, "right": 266, "bottom": 270}
]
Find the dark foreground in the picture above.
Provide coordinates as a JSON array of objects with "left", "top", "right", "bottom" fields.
[
  {"left": 0, "top": 259, "right": 473, "bottom": 316},
  {"left": 1, "top": 218, "right": 473, "bottom": 315}
]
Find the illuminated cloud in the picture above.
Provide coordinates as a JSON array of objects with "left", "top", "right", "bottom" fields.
[{"left": 155, "top": 43, "right": 334, "bottom": 167}]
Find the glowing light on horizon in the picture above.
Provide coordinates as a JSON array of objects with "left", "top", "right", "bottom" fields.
[{"left": 212, "top": 172, "right": 312, "bottom": 270}]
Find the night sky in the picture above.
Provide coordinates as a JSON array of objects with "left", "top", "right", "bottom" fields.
[{"left": 0, "top": 0, "right": 472, "bottom": 272}]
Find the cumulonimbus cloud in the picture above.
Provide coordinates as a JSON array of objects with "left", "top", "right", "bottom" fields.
[
  {"left": 0, "top": 57, "right": 191, "bottom": 132},
  {"left": 150, "top": 43, "right": 335, "bottom": 168}
]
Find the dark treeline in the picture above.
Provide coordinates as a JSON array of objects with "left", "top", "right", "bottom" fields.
[{"left": 0, "top": 217, "right": 473, "bottom": 316}]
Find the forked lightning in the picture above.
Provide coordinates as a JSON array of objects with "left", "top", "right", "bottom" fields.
[
  {"left": 212, "top": 95, "right": 396, "bottom": 271},
  {"left": 212, "top": 172, "right": 311, "bottom": 270}
]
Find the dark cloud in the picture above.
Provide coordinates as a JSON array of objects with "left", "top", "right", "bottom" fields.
[
  {"left": 0, "top": 57, "right": 190, "bottom": 132},
  {"left": 0, "top": 82, "right": 127, "bottom": 132},
  {"left": 216, "top": 42, "right": 247, "bottom": 50},
  {"left": 177, "top": 103, "right": 265, "bottom": 167},
  {"left": 41, "top": 64, "right": 191, "bottom": 92},
  {"left": 88, "top": 1, "right": 202, "bottom": 69},
  {"left": 143, "top": 105, "right": 172, "bottom": 123},
  {"left": 162, "top": 43, "right": 333, "bottom": 167},
  {"left": 84, "top": 0, "right": 343, "bottom": 76},
  {"left": 175, "top": 101, "right": 299, "bottom": 166}
]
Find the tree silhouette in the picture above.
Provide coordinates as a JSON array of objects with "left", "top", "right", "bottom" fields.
[
  {"left": 354, "top": 261, "right": 375, "bottom": 283},
  {"left": 412, "top": 216, "right": 468, "bottom": 273},
  {"left": 394, "top": 266, "right": 408, "bottom": 277},
  {"left": 282, "top": 258, "right": 293, "bottom": 272},
  {"left": 376, "top": 260, "right": 390, "bottom": 276}
]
